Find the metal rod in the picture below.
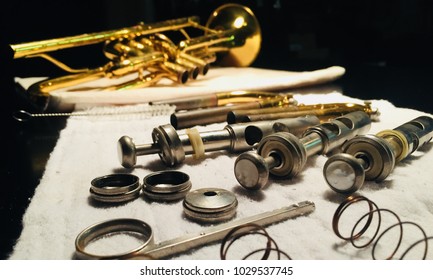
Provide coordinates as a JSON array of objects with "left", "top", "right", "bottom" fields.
[
  {"left": 140, "top": 200, "right": 315, "bottom": 259},
  {"left": 117, "top": 116, "right": 320, "bottom": 168},
  {"left": 234, "top": 111, "right": 372, "bottom": 190}
]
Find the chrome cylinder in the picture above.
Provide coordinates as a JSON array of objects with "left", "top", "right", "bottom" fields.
[
  {"left": 234, "top": 111, "right": 371, "bottom": 190},
  {"left": 171, "top": 102, "right": 264, "bottom": 129},
  {"left": 324, "top": 115, "right": 433, "bottom": 194},
  {"left": 303, "top": 110, "right": 372, "bottom": 155},
  {"left": 392, "top": 116, "right": 433, "bottom": 155},
  {"left": 117, "top": 116, "right": 319, "bottom": 168}
]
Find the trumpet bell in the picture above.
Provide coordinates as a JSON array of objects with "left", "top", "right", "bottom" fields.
[
  {"left": 206, "top": 3, "right": 261, "bottom": 67},
  {"left": 9, "top": 4, "right": 263, "bottom": 111}
]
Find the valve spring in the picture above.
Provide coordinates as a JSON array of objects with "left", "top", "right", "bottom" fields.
[
  {"left": 220, "top": 223, "right": 291, "bottom": 260},
  {"left": 332, "top": 195, "right": 432, "bottom": 259}
]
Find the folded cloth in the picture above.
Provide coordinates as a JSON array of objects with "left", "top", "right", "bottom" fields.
[
  {"left": 15, "top": 66, "right": 345, "bottom": 111},
  {"left": 9, "top": 91, "right": 433, "bottom": 260}
]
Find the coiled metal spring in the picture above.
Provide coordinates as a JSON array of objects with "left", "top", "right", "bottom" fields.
[
  {"left": 220, "top": 223, "right": 291, "bottom": 260},
  {"left": 332, "top": 195, "right": 432, "bottom": 259}
]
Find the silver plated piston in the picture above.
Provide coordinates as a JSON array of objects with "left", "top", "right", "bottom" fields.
[
  {"left": 118, "top": 115, "right": 320, "bottom": 168},
  {"left": 234, "top": 111, "right": 372, "bottom": 190},
  {"left": 324, "top": 115, "right": 433, "bottom": 194}
]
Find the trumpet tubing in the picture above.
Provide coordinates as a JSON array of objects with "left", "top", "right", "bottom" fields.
[
  {"left": 9, "top": 4, "right": 262, "bottom": 111},
  {"left": 10, "top": 16, "right": 201, "bottom": 59},
  {"left": 227, "top": 102, "right": 380, "bottom": 124}
]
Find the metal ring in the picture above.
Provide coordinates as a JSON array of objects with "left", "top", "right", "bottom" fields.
[
  {"left": 183, "top": 188, "right": 238, "bottom": 223},
  {"left": 89, "top": 186, "right": 141, "bottom": 203},
  {"left": 90, "top": 174, "right": 140, "bottom": 196},
  {"left": 142, "top": 187, "right": 191, "bottom": 201},
  {"left": 142, "top": 170, "right": 192, "bottom": 201},
  {"left": 75, "top": 218, "right": 154, "bottom": 260},
  {"left": 376, "top": 129, "right": 410, "bottom": 162},
  {"left": 89, "top": 174, "right": 141, "bottom": 203}
]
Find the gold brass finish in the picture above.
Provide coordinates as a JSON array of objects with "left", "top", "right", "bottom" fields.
[
  {"left": 9, "top": 4, "right": 262, "bottom": 111},
  {"left": 227, "top": 101, "right": 380, "bottom": 124},
  {"left": 169, "top": 91, "right": 296, "bottom": 129}
]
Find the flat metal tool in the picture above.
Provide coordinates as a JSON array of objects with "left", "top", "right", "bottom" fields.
[{"left": 75, "top": 200, "right": 315, "bottom": 259}]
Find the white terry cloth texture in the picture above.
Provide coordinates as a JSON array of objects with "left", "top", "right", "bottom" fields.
[
  {"left": 10, "top": 93, "right": 433, "bottom": 260},
  {"left": 10, "top": 67, "right": 433, "bottom": 260},
  {"left": 15, "top": 66, "right": 345, "bottom": 110}
]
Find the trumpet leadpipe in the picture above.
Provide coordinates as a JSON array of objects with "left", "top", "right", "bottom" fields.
[
  {"left": 227, "top": 102, "right": 380, "bottom": 124},
  {"left": 150, "top": 91, "right": 294, "bottom": 112}
]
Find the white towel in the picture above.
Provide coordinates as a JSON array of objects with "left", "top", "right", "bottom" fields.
[
  {"left": 9, "top": 92, "right": 433, "bottom": 260},
  {"left": 10, "top": 67, "right": 433, "bottom": 260},
  {"left": 16, "top": 66, "right": 345, "bottom": 111}
]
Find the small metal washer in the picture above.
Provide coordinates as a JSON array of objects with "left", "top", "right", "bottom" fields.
[{"left": 183, "top": 188, "right": 238, "bottom": 223}]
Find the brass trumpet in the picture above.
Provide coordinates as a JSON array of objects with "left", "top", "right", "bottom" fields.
[{"left": 9, "top": 4, "right": 261, "bottom": 111}]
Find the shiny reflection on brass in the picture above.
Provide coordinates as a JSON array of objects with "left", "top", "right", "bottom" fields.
[
  {"left": 150, "top": 90, "right": 297, "bottom": 112},
  {"left": 9, "top": 4, "right": 262, "bottom": 111},
  {"left": 227, "top": 101, "right": 380, "bottom": 124},
  {"left": 170, "top": 91, "right": 297, "bottom": 129}
]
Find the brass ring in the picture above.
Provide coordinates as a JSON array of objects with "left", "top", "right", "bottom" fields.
[{"left": 376, "top": 129, "right": 410, "bottom": 162}]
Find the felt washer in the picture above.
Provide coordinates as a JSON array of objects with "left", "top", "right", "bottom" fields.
[{"left": 183, "top": 188, "right": 238, "bottom": 223}]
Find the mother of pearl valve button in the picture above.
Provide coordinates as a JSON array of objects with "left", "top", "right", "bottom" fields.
[
  {"left": 323, "top": 153, "right": 366, "bottom": 194},
  {"left": 234, "top": 151, "right": 281, "bottom": 190}
]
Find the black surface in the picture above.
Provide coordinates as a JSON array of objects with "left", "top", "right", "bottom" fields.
[{"left": 1, "top": 0, "right": 432, "bottom": 259}]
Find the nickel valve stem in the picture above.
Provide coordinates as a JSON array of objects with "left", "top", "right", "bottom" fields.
[
  {"left": 117, "top": 116, "right": 320, "bottom": 168},
  {"left": 234, "top": 111, "right": 372, "bottom": 190},
  {"left": 323, "top": 115, "right": 433, "bottom": 194}
]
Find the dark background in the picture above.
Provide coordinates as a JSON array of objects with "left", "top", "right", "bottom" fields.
[
  {"left": 1, "top": 0, "right": 433, "bottom": 112},
  {"left": 1, "top": 0, "right": 432, "bottom": 259}
]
